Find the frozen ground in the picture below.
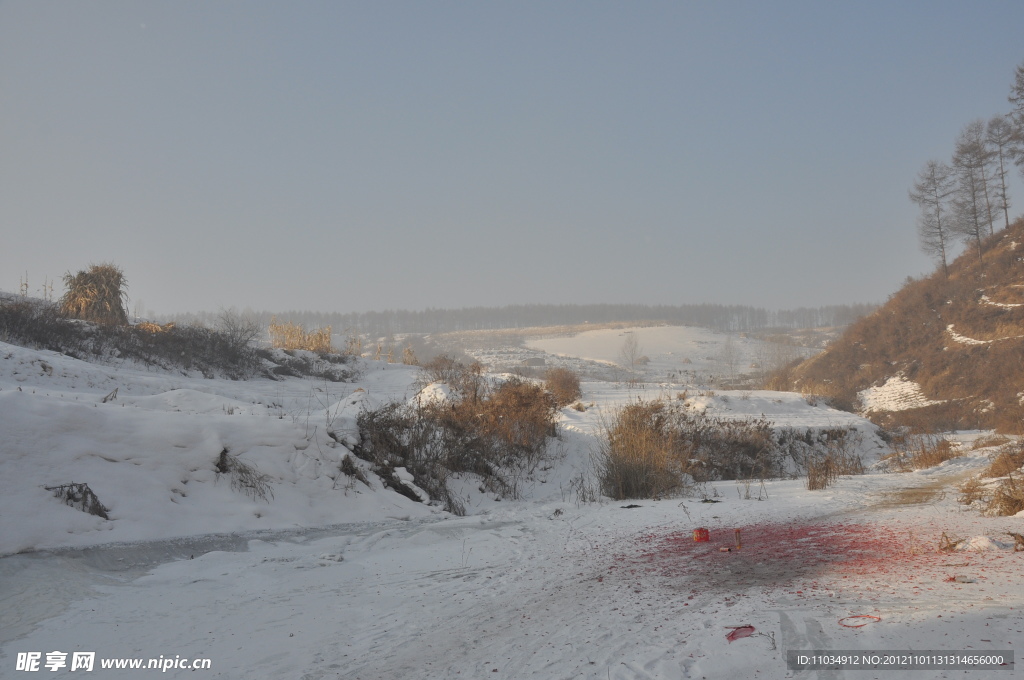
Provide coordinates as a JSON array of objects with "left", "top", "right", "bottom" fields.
[{"left": 1, "top": 328, "right": 1021, "bottom": 679}]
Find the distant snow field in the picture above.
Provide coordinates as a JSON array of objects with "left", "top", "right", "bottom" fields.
[
  {"left": 527, "top": 324, "right": 813, "bottom": 385},
  {"left": 2, "top": 327, "right": 1022, "bottom": 679}
]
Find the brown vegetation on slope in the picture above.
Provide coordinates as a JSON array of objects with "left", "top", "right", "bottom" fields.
[{"left": 789, "top": 216, "right": 1024, "bottom": 433}]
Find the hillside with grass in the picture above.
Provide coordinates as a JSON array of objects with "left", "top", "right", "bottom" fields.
[{"left": 790, "top": 216, "right": 1024, "bottom": 432}]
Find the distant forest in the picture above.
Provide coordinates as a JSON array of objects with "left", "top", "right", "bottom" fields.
[{"left": 169, "top": 302, "right": 877, "bottom": 337}]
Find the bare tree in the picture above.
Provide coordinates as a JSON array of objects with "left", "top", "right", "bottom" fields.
[
  {"left": 718, "top": 334, "right": 740, "bottom": 381},
  {"left": 986, "top": 116, "right": 1014, "bottom": 231},
  {"left": 1009, "top": 61, "right": 1024, "bottom": 176},
  {"left": 951, "top": 120, "right": 995, "bottom": 262},
  {"left": 909, "top": 160, "right": 957, "bottom": 277},
  {"left": 618, "top": 332, "right": 643, "bottom": 386},
  {"left": 217, "top": 308, "right": 263, "bottom": 351}
]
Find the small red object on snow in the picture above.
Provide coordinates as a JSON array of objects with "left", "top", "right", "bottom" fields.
[
  {"left": 693, "top": 528, "right": 710, "bottom": 542},
  {"left": 735, "top": 528, "right": 742, "bottom": 549},
  {"left": 726, "top": 625, "right": 755, "bottom": 642}
]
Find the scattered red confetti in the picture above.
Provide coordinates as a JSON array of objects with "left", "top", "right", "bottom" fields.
[{"left": 607, "top": 520, "right": 1017, "bottom": 596}]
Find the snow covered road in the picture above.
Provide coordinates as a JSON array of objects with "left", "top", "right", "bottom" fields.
[{"left": 4, "top": 471, "right": 1021, "bottom": 680}]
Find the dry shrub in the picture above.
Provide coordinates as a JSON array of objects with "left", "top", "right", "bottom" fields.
[
  {"left": 938, "top": 532, "right": 965, "bottom": 552},
  {"left": 956, "top": 441, "right": 1024, "bottom": 516},
  {"left": 418, "top": 355, "right": 487, "bottom": 403},
  {"left": 60, "top": 263, "right": 129, "bottom": 325},
  {"left": 216, "top": 448, "right": 273, "bottom": 502},
  {"left": 597, "top": 400, "right": 685, "bottom": 500},
  {"left": 984, "top": 440, "right": 1024, "bottom": 478},
  {"left": 268, "top": 317, "right": 333, "bottom": 353},
  {"left": 986, "top": 473, "right": 1024, "bottom": 516},
  {"left": 343, "top": 332, "right": 363, "bottom": 357},
  {"left": 474, "top": 379, "right": 556, "bottom": 458},
  {"left": 45, "top": 482, "right": 109, "bottom": 519},
  {"left": 882, "top": 434, "right": 961, "bottom": 471},
  {"left": 1, "top": 296, "right": 267, "bottom": 378},
  {"left": 805, "top": 455, "right": 837, "bottom": 491},
  {"left": 339, "top": 454, "right": 369, "bottom": 487},
  {"left": 800, "top": 437, "right": 864, "bottom": 490},
  {"left": 355, "top": 373, "right": 559, "bottom": 514},
  {"left": 956, "top": 477, "right": 987, "bottom": 506},
  {"left": 972, "top": 433, "right": 1011, "bottom": 450},
  {"left": 136, "top": 321, "right": 176, "bottom": 333},
  {"left": 544, "top": 367, "right": 582, "bottom": 407},
  {"left": 595, "top": 399, "right": 788, "bottom": 500},
  {"left": 216, "top": 309, "right": 262, "bottom": 351}
]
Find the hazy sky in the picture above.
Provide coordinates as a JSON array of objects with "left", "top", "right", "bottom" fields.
[{"left": 2, "top": 2, "right": 1023, "bottom": 316}]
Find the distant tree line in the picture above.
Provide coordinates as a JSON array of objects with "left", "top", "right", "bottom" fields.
[
  {"left": 169, "top": 302, "right": 877, "bottom": 338},
  {"left": 909, "top": 60, "right": 1024, "bottom": 273}
]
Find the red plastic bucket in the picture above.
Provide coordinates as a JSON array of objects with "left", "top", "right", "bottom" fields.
[{"left": 693, "top": 528, "right": 710, "bottom": 542}]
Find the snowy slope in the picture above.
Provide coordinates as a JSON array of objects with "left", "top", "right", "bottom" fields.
[{"left": 2, "top": 331, "right": 1022, "bottom": 679}]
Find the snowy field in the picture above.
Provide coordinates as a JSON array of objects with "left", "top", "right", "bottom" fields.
[
  {"left": 1, "top": 328, "right": 1022, "bottom": 679},
  {"left": 526, "top": 325, "right": 812, "bottom": 385}
]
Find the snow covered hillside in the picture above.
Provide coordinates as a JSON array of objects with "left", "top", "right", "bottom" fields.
[{"left": 2, "top": 328, "right": 1022, "bottom": 679}]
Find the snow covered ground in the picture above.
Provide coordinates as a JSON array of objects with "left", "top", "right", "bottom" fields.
[
  {"left": 858, "top": 376, "right": 943, "bottom": 413},
  {"left": 526, "top": 325, "right": 814, "bottom": 386},
  {"left": 2, "top": 328, "right": 1022, "bottom": 679}
]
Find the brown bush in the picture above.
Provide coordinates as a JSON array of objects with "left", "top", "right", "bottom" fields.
[
  {"left": 544, "top": 367, "right": 582, "bottom": 407},
  {"left": 60, "top": 263, "right": 129, "bottom": 325},
  {"left": 473, "top": 378, "right": 556, "bottom": 454},
  {"left": 356, "top": 375, "right": 559, "bottom": 513},
  {"left": 597, "top": 400, "right": 686, "bottom": 500},
  {"left": 595, "top": 399, "right": 790, "bottom": 499},
  {"left": 418, "top": 355, "right": 486, "bottom": 403}
]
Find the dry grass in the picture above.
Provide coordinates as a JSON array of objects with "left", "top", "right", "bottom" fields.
[
  {"left": 785, "top": 217, "right": 1024, "bottom": 433},
  {"left": 952, "top": 441, "right": 1024, "bottom": 516},
  {"left": 595, "top": 399, "right": 792, "bottom": 499},
  {"left": 983, "top": 441, "right": 1024, "bottom": 478},
  {"left": 972, "top": 434, "right": 1011, "bottom": 450},
  {"left": 596, "top": 400, "right": 686, "bottom": 500},
  {"left": 268, "top": 317, "right": 333, "bottom": 353},
  {"left": 938, "top": 532, "right": 965, "bottom": 553},
  {"left": 986, "top": 474, "right": 1024, "bottom": 516},
  {"left": 881, "top": 434, "right": 962, "bottom": 472},
  {"left": 216, "top": 449, "right": 273, "bottom": 502},
  {"left": 956, "top": 477, "right": 987, "bottom": 506},
  {"left": 804, "top": 447, "right": 864, "bottom": 490},
  {"left": 59, "top": 263, "right": 129, "bottom": 325}
]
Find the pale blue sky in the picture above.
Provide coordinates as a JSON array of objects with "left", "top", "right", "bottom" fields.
[{"left": 2, "top": 1, "right": 1023, "bottom": 315}]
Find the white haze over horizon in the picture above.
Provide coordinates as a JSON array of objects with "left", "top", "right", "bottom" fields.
[{"left": 2, "top": 2, "right": 1023, "bottom": 317}]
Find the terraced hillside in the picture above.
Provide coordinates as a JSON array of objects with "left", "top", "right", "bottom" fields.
[{"left": 791, "top": 217, "right": 1024, "bottom": 432}]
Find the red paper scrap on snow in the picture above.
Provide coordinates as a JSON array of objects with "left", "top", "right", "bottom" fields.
[{"left": 726, "top": 625, "right": 755, "bottom": 642}]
